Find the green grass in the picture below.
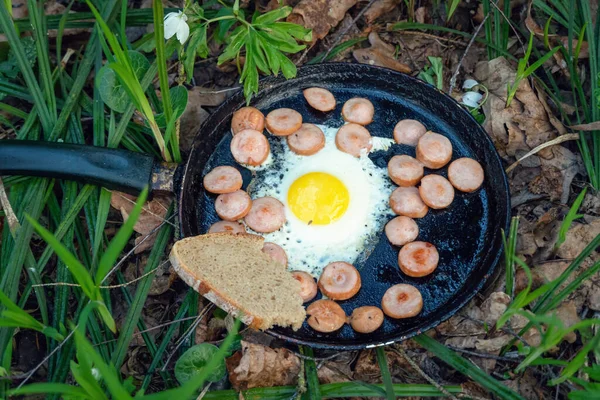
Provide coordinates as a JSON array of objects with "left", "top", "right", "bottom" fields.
[{"left": 1, "top": 0, "right": 599, "bottom": 398}]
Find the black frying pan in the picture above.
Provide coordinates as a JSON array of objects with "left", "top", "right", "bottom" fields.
[{"left": 0, "top": 63, "right": 510, "bottom": 350}]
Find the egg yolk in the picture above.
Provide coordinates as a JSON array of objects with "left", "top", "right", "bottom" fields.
[{"left": 287, "top": 172, "right": 350, "bottom": 225}]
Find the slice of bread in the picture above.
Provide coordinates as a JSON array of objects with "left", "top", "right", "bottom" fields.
[{"left": 169, "top": 233, "right": 306, "bottom": 330}]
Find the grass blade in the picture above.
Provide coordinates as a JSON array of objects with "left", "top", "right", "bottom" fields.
[
  {"left": 300, "top": 346, "right": 321, "bottom": 399},
  {"left": 414, "top": 334, "right": 524, "bottom": 400},
  {"left": 375, "top": 347, "right": 395, "bottom": 400}
]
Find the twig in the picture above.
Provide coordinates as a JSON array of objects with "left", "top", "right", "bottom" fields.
[
  {"left": 320, "top": 0, "right": 378, "bottom": 63},
  {"left": 396, "top": 31, "right": 467, "bottom": 46},
  {"left": 391, "top": 345, "right": 461, "bottom": 400},
  {"left": 396, "top": 36, "right": 418, "bottom": 71},
  {"left": 32, "top": 261, "right": 168, "bottom": 289},
  {"left": 448, "top": 14, "right": 490, "bottom": 95},
  {"left": 196, "top": 382, "right": 212, "bottom": 400},
  {"left": 10, "top": 328, "right": 76, "bottom": 388},
  {"left": 160, "top": 303, "right": 214, "bottom": 371},
  {"left": 0, "top": 178, "right": 19, "bottom": 235},
  {"left": 505, "top": 133, "right": 580, "bottom": 173},
  {"left": 291, "top": 350, "right": 353, "bottom": 362},
  {"left": 93, "top": 315, "right": 201, "bottom": 346},
  {"left": 101, "top": 213, "right": 177, "bottom": 283},
  {"left": 444, "top": 345, "right": 522, "bottom": 362}
]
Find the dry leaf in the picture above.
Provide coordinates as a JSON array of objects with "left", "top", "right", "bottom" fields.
[
  {"left": 475, "top": 335, "right": 512, "bottom": 353},
  {"left": 110, "top": 191, "right": 173, "bottom": 254},
  {"left": 318, "top": 362, "right": 352, "bottom": 384},
  {"left": 353, "top": 32, "right": 411, "bottom": 73},
  {"left": 179, "top": 89, "right": 212, "bottom": 154},
  {"left": 528, "top": 165, "right": 563, "bottom": 201},
  {"left": 364, "top": 0, "right": 400, "bottom": 23},
  {"left": 287, "top": 0, "right": 358, "bottom": 41},
  {"left": 557, "top": 219, "right": 600, "bottom": 259},
  {"left": 552, "top": 300, "right": 580, "bottom": 343},
  {"left": 480, "top": 292, "right": 511, "bottom": 326},
  {"left": 569, "top": 121, "right": 600, "bottom": 131},
  {"left": 227, "top": 341, "right": 300, "bottom": 390},
  {"left": 474, "top": 57, "right": 559, "bottom": 160}
]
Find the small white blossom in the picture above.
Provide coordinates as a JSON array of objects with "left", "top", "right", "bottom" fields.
[
  {"left": 91, "top": 368, "right": 101, "bottom": 381},
  {"left": 164, "top": 11, "right": 189, "bottom": 45},
  {"left": 461, "top": 91, "right": 483, "bottom": 108},
  {"left": 462, "top": 79, "right": 479, "bottom": 90}
]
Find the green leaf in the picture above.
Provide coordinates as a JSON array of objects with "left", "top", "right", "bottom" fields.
[
  {"left": 217, "top": 25, "right": 247, "bottom": 65},
  {"left": 9, "top": 383, "right": 88, "bottom": 397},
  {"left": 272, "top": 22, "right": 312, "bottom": 42},
  {"left": 175, "top": 343, "right": 227, "bottom": 385},
  {"left": 278, "top": 52, "right": 297, "bottom": 79},
  {"left": 97, "top": 51, "right": 150, "bottom": 113},
  {"left": 155, "top": 86, "right": 188, "bottom": 127},
  {"left": 308, "top": 37, "right": 366, "bottom": 64},
  {"left": 184, "top": 24, "right": 209, "bottom": 83},
  {"left": 254, "top": 6, "right": 292, "bottom": 25},
  {"left": 25, "top": 215, "right": 96, "bottom": 300},
  {"left": 556, "top": 187, "right": 587, "bottom": 249},
  {"left": 446, "top": 0, "right": 461, "bottom": 22}
]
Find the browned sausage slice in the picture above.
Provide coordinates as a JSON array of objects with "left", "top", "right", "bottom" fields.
[
  {"left": 389, "top": 187, "right": 428, "bottom": 218},
  {"left": 214, "top": 190, "right": 252, "bottom": 221},
  {"left": 385, "top": 216, "right": 419, "bottom": 246},
  {"left": 393, "top": 119, "right": 427, "bottom": 146},
  {"left": 265, "top": 108, "right": 303, "bottom": 136},
  {"left": 349, "top": 306, "right": 384, "bottom": 333},
  {"left": 448, "top": 158, "right": 484, "bottom": 192},
  {"left": 287, "top": 123, "right": 325, "bottom": 156},
  {"left": 291, "top": 271, "right": 318, "bottom": 303},
  {"left": 203, "top": 166, "right": 243, "bottom": 194},
  {"left": 416, "top": 132, "right": 453, "bottom": 169},
  {"left": 231, "top": 106, "right": 265, "bottom": 135},
  {"left": 398, "top": 241, "right": 439, "bottom": 277},
  {"left": 208, "top": 221, "right": 246, "bottom": 234},
  {"left": 419, "top": 175, "right": 455, "bottom": 209},
  {"left": 306, "top": 299, "right": 346, "bottom": 332},
  {"left": 387, "top": 155, "right": 424, "bottom": 187},
  {"left": 244, "top": 197, "right": 286, "bottom": 233},
  {"left": 335, "top": 123, "right": 373, "bottom": 157},
  {"left": 262, "top": 242, "right": 288, "bottom": 267},
  {"left": 342, "top": 98, "right": 374, "bottom": 125},
  {"left": 318, "top": 261, "right": 361, "bottom": 301},
  {"left": 381, "top": 284, "right": 423, "bottom": 319},
  {"left": 303, "top": 87, "right": 336, "bottom": 112},
  {"left": 230, "top": 129, "right": 270, "bottom": 166}
]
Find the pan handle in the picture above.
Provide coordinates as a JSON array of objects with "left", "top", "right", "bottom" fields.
[{"left": 0, "top": 140, "right": 169, "bottom": 195}]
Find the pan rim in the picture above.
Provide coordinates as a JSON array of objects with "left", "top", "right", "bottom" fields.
[{"left": 178, "top": 62, "right": 511, "bottom": 351}]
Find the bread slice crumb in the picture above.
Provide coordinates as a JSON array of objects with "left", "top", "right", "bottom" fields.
[{"left": 169, "top": 233, "right": 306, "bottom": 330}]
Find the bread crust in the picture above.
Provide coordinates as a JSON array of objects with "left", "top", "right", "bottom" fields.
[{"left": 169, "top": 233, "right": 304, "bottom": 331}]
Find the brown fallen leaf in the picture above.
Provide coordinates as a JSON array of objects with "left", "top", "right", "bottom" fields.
[
  {"left": 557, "top": 219, "right": 600, "bottom": 259},
  {"left": 479, "top": 292, "right": 511, "bottom": 326},
  {"left": 364, "top": 0, "right": 400, "bottom": 23},
  {"left": 179, "top": 88, "right": 212, "bottom": 154},
  {"left": 552, "top": 300, "right": 580, "bottom": 343},
  {"left": 227, "top": 341, "right": 300, "bottom": 390},
  {"left": 474, "top": 57, "right": 559, "bottom": 161},
  {"left": 353, "top": 32, "right": 411, "bottom": 73},
  {"left": 287, "top": 0, "right": 358, "bottom": 42},
  {"left": 569, "top": 121, "right": 600, "bottom": 131},
  {"left": 110, "top": 191, "right": 173, "bottom": 254},
  {"left": 528, "top": 165, "right": 563, "bottom": 201}
]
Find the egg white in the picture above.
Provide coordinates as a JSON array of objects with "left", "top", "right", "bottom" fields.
[{"left": 246, "top": 124, "right": 395, "bottom": 276}]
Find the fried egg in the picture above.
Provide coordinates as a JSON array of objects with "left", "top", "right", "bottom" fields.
[{"left": 247, "top": 124, "right": 395, "bottom": 276}]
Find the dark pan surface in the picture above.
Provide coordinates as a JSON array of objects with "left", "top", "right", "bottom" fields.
[{"left": 178, "top": 63, "right": 510, "bottom": 350}]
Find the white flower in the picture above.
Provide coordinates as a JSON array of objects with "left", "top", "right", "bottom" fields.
[
  {"left": 164, "top": 11, "right": 189, "bottom": 45},
  {"left": 91, "top": 368, "right": 101, "bottom": 381},
  {"left": 461, "top": 91, "right": 483, "bottom": 108},
  {"left": 462, "top": 79, "right": 479, "bottom": 90}
]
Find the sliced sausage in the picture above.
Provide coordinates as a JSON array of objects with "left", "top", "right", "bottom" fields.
[
  {"left": 230, "top": 129, "right": 270, "bottom": 166},
  {"left": 349, "top": 306, "right": 384, "bottom": 334},
  {"left": 448, "top": 158, "right": 484, "bottom": 192},
  {"left": 291, "top": 271, "right": 318, "bottom": 303},
  {"left": 244, "top": 197, "right": 286, "bottom": 233},
  {"left": 393, "top": 119, "right": 427, "bottom": 146},
  {"left": 387, "top": 155, "right": 424, "bottom": 187},
  {"left": 342, "top": 98, "right": 374, "bottom": 125},
  {"left": 306, "top": 299, "right": 346, "bottom": 333},
  {"left": 265, "top": 108, "right": 302, "bottom": 136},
  {"left": 208, "top": 221, "right": 246, "bottom": 234},
  {"left": 389, "top": 187, "right": 428, "bottom": 218},
  {"left": 381, "top": 284, "right": 423, "bottom": 319},
  {"left": 318, "top": 261, "right": 361, "bottom": 301},
  {"left": 419, "top": 175, "right": 455, "bottom": 209},
  {"left": 214, "top": 190, "right": 252, "bottom": 221},
  {"left": 262, "top": 242, "right": 288, "bottom": 267},
  {"left": 231, "top": 106, "right": 265, "bottom": 135},
  {"left": 287, "top": 123, "right": 325, "bottom": 156},
  {"left": 335, "top": 123, "right": 373, "bottom": 157},
  {"left": 398, "top": 241, "right": 439, "bottom": 277},
  {"left": 416, "top": 132, "right": 453, "bottom": 169},
  {"left": 385, "top": 216, "right": 419, "bottom": 246},
  {"left": 303, "top": 87, "right": 336, "bottom": 112},
  {"left": 203, "top": 166, "right": 243, "bottom": 194}
]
